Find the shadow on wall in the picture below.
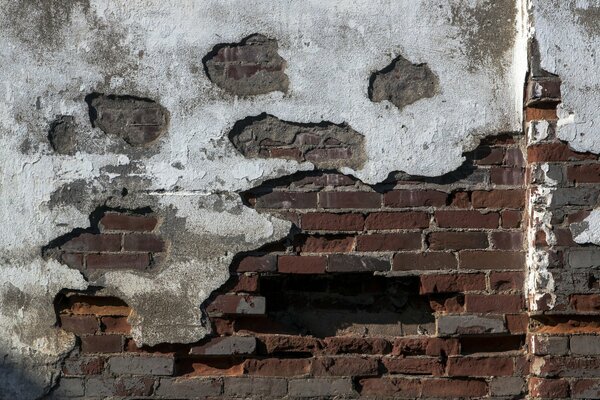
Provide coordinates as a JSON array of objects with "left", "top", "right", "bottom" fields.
[{"left": 0, "top": 360, "right": 53, "bottom": 400}]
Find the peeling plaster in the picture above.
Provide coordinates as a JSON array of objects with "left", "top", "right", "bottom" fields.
[
  {"left": 532, "top": 0, "right": 600, "bottom": 154},
  {"left": 572, "top": 209, "right": 600, "bottom": 245},
  {"left": 0, "top": 0, "right": 527, "bottom": 396}
]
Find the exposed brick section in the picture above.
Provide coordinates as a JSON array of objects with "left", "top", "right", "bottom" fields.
[
  {"left": 203, "top": 34, "right": 288, "bottom": 96},
  {"left": 384, "top": 190, "right": 447, "bottom": 207},
  {"left": 435, "top": 210, "right": 499, "bottom": 228},
  {"left": 393, "top": 252, "right": 457, "bottom": 271},
  {"left": 365, "top": 212, "right": 430, "bottom": 230},
  {"left": 302, "top": 213, "right": 364, "bottom": 231},
  {"left": 319, "top": 191, "right": 381, "bottom": 209},
  {"left": 356, "top": 232, "right": 421, "bottom": 251},
  {"left": 419, "top": 274, "right": 486, "bottom": 294},
  {"left": 278, "top": 255, "right": 327, "bottom": 274},
  {"left": 427, "top": 231, "right": 488, "bottom": 250},
  {"left": 81, "top": 335, "right": 124, "bottom": 353},
  {"left": 99, "top": 213, "right": 158, "bottom": 232},
  {"left": 459, "top": 250, "right": 525, "bottom": 270},
  {"left": 471, "top": 190, "right": 525, "bottom": 208},
  {"left": 328, "top": 254, "right": 390, "bottom": 272}
]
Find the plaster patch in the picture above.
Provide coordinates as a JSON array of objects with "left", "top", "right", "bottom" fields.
[{"left": 571, "top": 209, "right": 600, "bottom": 245}]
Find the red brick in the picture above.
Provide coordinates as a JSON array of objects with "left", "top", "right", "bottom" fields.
[
  {"left": 393, "top": 252, "right": 457, "bottom": 271},
  {"left": 60, "top": 233, "right": 121, "bottom": 252},
  {"left": 235, "top": 255, "right": 276, "bottom": 272},
  {"left": 87, "top": 253, "right": 150, "bottom": 270},
  {"left": 435, "top": 211, "right": 499, "bottom": 228},
  {"left": 322, "top": 337, "right": 390, "bottom": 355},
  {"left": 525, "top": 107, "right": 557, "bottom": 122},
  {"left": 449, "top": 191, "right": 471, "bottom": 208},
  {"left": 60, "top": 315, "right": 99, "bottom": 334},
  {"left": 278, "top": 255, "right": 326, "bottom": 274},
  {"left": 568, "top": 164, "right": 600, "bottom": 183},
  {"left": 356, "top": 233, "right": 421, "bottom": 251},
  {"left": 99, "top": 214, "right": 158, "bottom": 232},
  {"left": 81, "top": 335, "right": 123, "bottom": 353},
  {"left": 501, "top": 210, "right": 522, "bottom": 228},
  {"left": 446, "top": 356, "right": 514, "bottom": 377},
  {"left": 254, "top": 191, "right": 317, "bottom": 209},
  {"left": 490, "top": 167, "right": 525, "bottom": 185},
  {"left": 427, "top": 231, "right": 488, "bottom": 250},
  {"left": 328, "top": 254, "right": 390, "bottom": 272},
  {"left": 62, "top": 356, "right": 105, "bottom": 375},
  {"left": 505, "top": 147, "right": 525, "bottom": 166},
  {"left": 419, "top": 273, "right": 486, "bottom": 294},
  {"left": 269, "top": 147, "right": 302, "bottom": 160},
  {"left": 529, "top": 377, "right": 569, "bottom": 398},
  {"left": 554, "top": 228, "right": 577, "bottom": 246},
  {"left": 243, "top": 358, "right": 310, "bottom": 376},
  {"left": 365, "top": 212, "right": 430, "bottom": 230},
  {"left": 465, "top": 294, "right": 523, "bottom": 313},
  {"left": 67, "top": 296, "right": 131, "bottom": 316},
  {"left": 459, "top": 250, "right": 525, "bottom": 270},
  {"left": 302, "top": 213, "right": 364, "bottom": 231},
  {"left": 382, "top": 357, "right": 443, "bottom": 375},
  {"left": 570, "top": 294, "right": 600, "bottom": 311},
  {"left": 528, "top": 142, "right": 596, "bottom": 162},
  {"left": 506, "top": 314, "right": 529, "bottom": 334},
  {"left": 490, "top": 271, "right": 523, "bottom": 291},
  {"left": 258, "top": 335, "right": 321, "bottom": 354},
  {"left": 391, "top": 338, "right": 459, "bottom": 357},
  {"left": 359, "top": 377, "right": 421, "bottom": 397},
  {"left": 123, "top": 234, "right": 165, "bottom": 252},
  {"left": 473, "top": 146, "right": 505, "bottom": 165},
  {"left": 101, "top": 317, "right": 131, "bottom": 334},
  {"left": 428, "top": 294, "right": 464, "bottom": 313},
  {"left": 295, "top": 235, "right": 354, "bottom": 253},
  {"left": 420, "top": 378, "right": 488, "bottom": 397},
  {"left": 471, "top": 190, "right": 525, "bottom": 208},
  {"left": 206, "top": 295, "right": 265, "bottom": 315},
  {"left": 571, "top": 378, "right": 600, "bottom": 398},
  {"left": 311, "top": 356, "right": 379, "bottom": 376},
  {"left": 319, "top": 191, "right": 381, "bottom": 209},
  {"left": 229, "top": 274, "right": 259, "bottom": 293},
  {"left": 384, "top": 190, "right": 447, "bottom": 207},
  {"left": 305, "top": 148, "right": 353, "bottom": 163},
  {"left": 491, "top": 231, "right": 523, "bottom": 250}
]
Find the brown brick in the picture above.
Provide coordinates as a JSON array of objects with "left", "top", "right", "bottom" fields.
[
  {"left": 60, "top": 315, "right": 99, "bottom": 334},
  {"left": 382, "top": 357, "right": 443, "bottom": 375},
  {"left": 356, "top": 233, "right": 421, "bottom": 251},
  {"left": 365, "top": 212, "right": 430, "bottom": 230},
  {"left": 490, "top": 271, "right": 523, "bottom": 291},
  {"left": 446, "top": 356, "right": 514, "bottom": 377},
  {"left": 99, "top": 213, "right": 158, "bottom": 232},
  {"left": 568, "top": 164, "right": 600, "bottom": 183},
  {"left": 570, "top": 294, "right": 600, "bottom": 311},
  {"left": 419, "top": 273, "right": 486, "bottom": 294},
  {"left": 506, "top": 314, "right": 529, "bottom": 334},
  {"left": 490, "top": 167, "right": 525, "bottom": 185},
  {"left": 471, "top": 190, "right": 525, "bottom": 208},
  {"left": 243, "top": 358, "right": 310, "bottom": 376},
  {"left": 311, "top": 356, "right": 379, "bottom": 376},
  {"left": 62, "top": 356, "right": 105, "bottom": 375},
  {"left": 302, "top": 213, "right": 364, "bottom": 231},
  {"left": 295, "top": 235, "right": 355, "bottom": 253},
  {"left": 391, "top": 338, "right": 459, "bottom": 357},
  {"left": 258, "top": 335, "right": 321, "bottom": 354},
  {"left": 100, "top": 317, "right": 131, "bottom": 334},
  {"left": 504, "top": 147, "right": 525, "bottom": 166},
  {"left": 328, "top": 254, "right": 390, "bottom": 272},
  {"left": 428, "top": 294, "right": 464, "bottom": 313},
  {"left": 526, "top": 106, "right": 557, "bottom": 121},
  {"left": 229, "top": 275, "right": 259, "bottom": 293},
  {"left": 87, "top": 253, "right": 150, "bottom": 270},
  {"left": 529, "top": 377, "right": 569, "bottom": 398},
  {"left": 528, "top": 142, "right": 596, "bottom": 162},
  {"left": 393, "top": 252, "right": 457, "bottom": 271},
  {"left": 491, "top": 231, "right": 523, "bottom": 250},
  {"left": 427, "top": 231, "right": 488, "bottom": 250},
  {"left": 435, "top": 211, "right": 499, "bottom": 229},
  {"left": 459, "top": 251, "right": 525, "bottom": 270},
  {"left": 190, "top": 336, "right": 256, "bottom": 356},
  {"left": 420, "top": 378, "right": 488, "bottom": 397},
  {"left": 81, "top": 335, "right": 123, "bottom": 353},
  {"left": 473, "top": 146, "right": 505, "bottom": 165},
  {"left": 501, "top": 210, "right": 522, "bottom": 228},
  {"left": 571, "top": 378, "right": 600, "bottom": 398},
  {"left": 278, "top": 255, "right": 327, "bottom": 274},
  {"left": 319, "top": 191, "right": 381, "bottom": 209},
  {"left": 60, "top": 233, "right": 121, "bottom": 252},
  {"left": 254, "top": 191, "right": 317, "bottom": 209},
  {"left": 465, "top": 294, "right": 523, "bottom": 313},
  {"left": 67, "top": 296, "right": 130, "bottom": 316},
  {"left": 449, "top": 191, "right": 470, "bottom": 208},
  {"left": 322, "top": 337, "right": 390, "bottom": 355},
  {"left": 206, "top": 295, "right": 266, "bottom": 316},
  {"left": 384, "top": 190, "right": 447, "bottom": 207},
  {"left": 122, "top": 234, "right": 166, "bottom": 252},
  {"left": 235, "top": 255, "right": 276, "bottom": 272},
  {"left": 359, "top": 377, "right": 421, "bottom": 397}
]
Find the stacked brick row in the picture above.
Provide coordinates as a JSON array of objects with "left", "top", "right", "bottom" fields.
[
  {"left": 50, "top": 133, "right": 531, "bottom": 398},
  {"left": 526, "top": 70, "right": 600, "bottom": 398}
]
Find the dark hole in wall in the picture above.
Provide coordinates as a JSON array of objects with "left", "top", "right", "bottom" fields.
[{"left": 256, "top": 274, "right": 435, "bottom": 338}]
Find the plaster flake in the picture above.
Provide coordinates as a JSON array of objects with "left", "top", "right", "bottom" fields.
[
  {"left": 0, "top": 0, "right": 525, "bottom": 396},
  {"left": 572, "top": 209, "right": 600, "bottom": 245},
  {"left": 533, "top": 0, "right": 600, "bottom": 154}
]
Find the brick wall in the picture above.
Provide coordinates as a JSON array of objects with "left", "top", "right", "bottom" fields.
[{"left": 45, "top": 73, "right": 599, "bottom": 400}]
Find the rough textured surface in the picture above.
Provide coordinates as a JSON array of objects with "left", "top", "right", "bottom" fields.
[{"left": 369, "top": 54, "right": 439, "bottom": 110}]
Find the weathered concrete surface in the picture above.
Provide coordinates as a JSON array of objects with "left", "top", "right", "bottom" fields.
[
  {"left": 532, "top": 0, "right": 600, "bottom": 154},
  {"left": 0, "top": 0, "right": 526, "bottom": 397}
]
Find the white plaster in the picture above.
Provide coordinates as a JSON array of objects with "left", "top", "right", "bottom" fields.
[
  {"left": 572, "top": 209, "right": 600, "bottom": 245},
  {"left": 532, "top": 0, "right": 600, "bottom": 153}
]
